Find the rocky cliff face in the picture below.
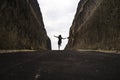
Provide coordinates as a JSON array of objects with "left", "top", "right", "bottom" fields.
[
  {"left": 66, "top": 0, "right": 120, "bottom": 50},
  {"left": 0, "top": 0, "right": 51, "bottom": 50}
]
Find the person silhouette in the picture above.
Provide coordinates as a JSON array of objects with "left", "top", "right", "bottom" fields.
[{"left": 54, "top": 35, "right": 66, "bottom": 50}]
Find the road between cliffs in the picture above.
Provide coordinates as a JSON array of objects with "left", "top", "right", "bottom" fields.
[{"left": 0, "top": 50, "right": 120, "bottom": 80}]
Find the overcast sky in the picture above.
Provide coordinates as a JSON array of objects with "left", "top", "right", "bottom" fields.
[{"left": 38, "top": 0, "right": 80, "bottom": 50}]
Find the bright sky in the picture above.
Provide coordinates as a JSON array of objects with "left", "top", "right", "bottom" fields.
[{"left": 38, "top": 0, "right": 80, "bottom": 50}]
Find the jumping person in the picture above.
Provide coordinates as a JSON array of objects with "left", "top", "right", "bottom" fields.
[{"left": 54, "top": 35, "right": 66, "bottom": 50}]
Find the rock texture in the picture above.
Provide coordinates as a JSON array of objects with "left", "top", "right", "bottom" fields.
[
  {"left": 66, "top": 0, "right": 120, "bottom": 50},
  {"left": 0, "top": 0, "right": 51, "bottom": 50}
]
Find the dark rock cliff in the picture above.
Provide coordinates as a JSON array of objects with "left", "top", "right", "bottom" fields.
[
  {"left": 0, "top": 0, "right": 51, "bottom": 50},
  {"left": 66, "top": 0, "right": 120, "bottom": 50}
]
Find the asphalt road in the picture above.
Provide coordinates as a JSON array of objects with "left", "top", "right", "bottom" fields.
[{"left": 0, "top": 50, "right": 120, "bottom": 80}]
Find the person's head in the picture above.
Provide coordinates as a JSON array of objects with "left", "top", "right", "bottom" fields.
[{"left": 59, "top": 35, "right": 61, "bottom": 37}]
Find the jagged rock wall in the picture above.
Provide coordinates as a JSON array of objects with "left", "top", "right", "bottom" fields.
[
  {"left": 0, "top": 0, "right": 51, "bottom": 50},
  {"left": 66, "top": 0, "right": 120, "bottom": 50}
]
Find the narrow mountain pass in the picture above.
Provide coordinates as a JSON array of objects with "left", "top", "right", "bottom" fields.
[{"left": 0, "top": 50, "right": 120, "bottom": 80}]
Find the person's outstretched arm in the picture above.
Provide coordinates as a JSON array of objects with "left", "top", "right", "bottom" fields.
[
  {"left": 62, "top": 37, "right": 67, "bottom": 39},
  {"left": 54, "top": 35, "right": 58, "bottom": 38},
  {"left": 67, "top": 37, "right": 70, "bottom": 39},
  {"left": 62, "top": 37, "right": 70, "bottom": 39}
]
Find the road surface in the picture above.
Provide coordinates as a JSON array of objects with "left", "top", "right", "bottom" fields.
[{"left": 0, "top": 50, "right": 120, "bottom": 80}]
